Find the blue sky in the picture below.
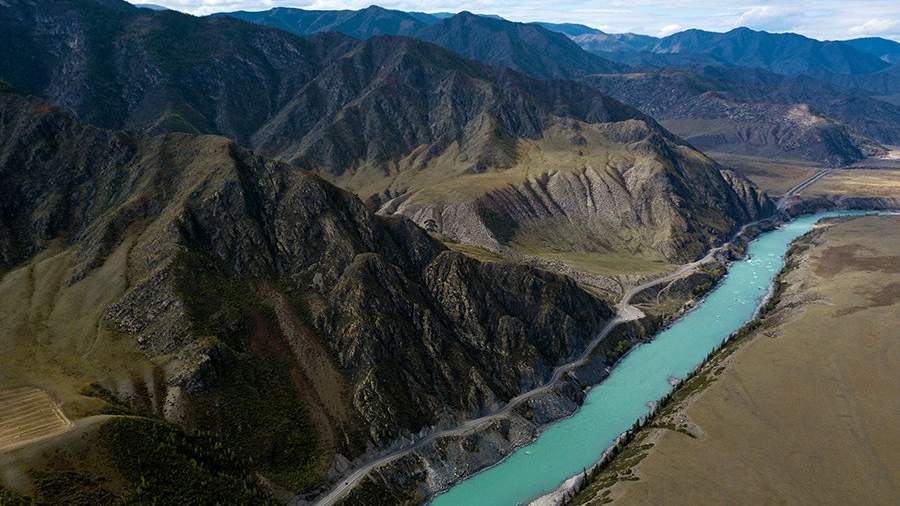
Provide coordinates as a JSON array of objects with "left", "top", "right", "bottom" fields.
[{"left": 144, "top": 1, "right": 900, "bottom": 41}]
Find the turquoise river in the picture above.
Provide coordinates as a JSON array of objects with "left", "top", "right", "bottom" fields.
[{"left": 431, "top": 211, "right": 889, "bottom": 506}]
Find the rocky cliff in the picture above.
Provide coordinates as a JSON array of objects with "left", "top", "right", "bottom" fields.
[
  {"left": 371, "top": 118, "right": 773, "bottom": 266},
  {"left": 0, "top": 90, "right": 612, "bottom": 493}
]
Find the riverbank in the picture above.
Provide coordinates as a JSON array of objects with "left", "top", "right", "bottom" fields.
[
  {"left": 314, "top": 200, "right": 861, "bottom": 506},
  {"left": 309, "top": 190, "right": 889, "bottom": 505},
  {"left": 308, "top": 214, "right": 776, "bottom": 505},
  {"left": 428, "top": 209, "right": 873, "bottom": 505},
  {"left": 567, "top": 215, "right": 900, "bottom": 505}
]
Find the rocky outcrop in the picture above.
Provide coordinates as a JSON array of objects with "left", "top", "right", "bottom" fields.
[
  {"left": 0, "top": 90, "right": 613, "bottom": 493},
  {"left": 379, "top": 121, "right": 775, "bottom": 264}
]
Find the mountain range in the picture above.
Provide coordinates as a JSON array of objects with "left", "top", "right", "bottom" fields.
[
  {"left": 602, "top": 27, "right": 892, "bottom": 76},
  {"left": 216, "top": 6, "right": 900, "bottom": 167},
  {"left": 0, "top": 84, "right": 619, "bottom": 497},
  {"left": 225, "top": 7, "right": 623, "bottom": 80},
  {"left": 559, "top": 26, "right": 900, "bottom": 75},
  {"left": 223, "top": 6, "right": 900, "bottom": 80},
  {"left": 584, "top": 65, "right": 900, "bottom": 166},
  {"left": 1, "top": 0, "right": 772, "bottom": 266},
  {"left": 0, "top": 0, "right": 775, "bottom": 501},
  {"left": 0, "top": 0, "right": 896, "bottom": 504},
  {"left": 564, "top": 25, "right": 900, "bottom": 103}
]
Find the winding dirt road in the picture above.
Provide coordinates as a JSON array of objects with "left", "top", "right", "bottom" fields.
[
  {"left": 310, "top": 169, "right": 837, "bottom": 505},
  {"left": 309, "top": 208, "right": 798, "bottom": 506}
]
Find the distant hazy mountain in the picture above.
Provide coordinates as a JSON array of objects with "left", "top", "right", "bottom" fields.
[
  {"left": 584, "top": 66, "right": 898, "bottom": 166},
  {"left": 573, "top": 32, "right": 659, "bottom": 52},
  {"left": 652, "top": 28, "right": 890, "bottom": 75},
  {"left": 221, "top": 5, "right": 429, "bottom": 39},
  {"left": 133, "top": 3, "right": 167, "bottom": 10},
  {"left": 577, "top": 27, "right": 892, "bottom": 77},
  {"left": 524, "top": 20, "right": 659, "bottom": 53},
  {"left": 531, "top": 22, "right": 602, "bottom": 37}
]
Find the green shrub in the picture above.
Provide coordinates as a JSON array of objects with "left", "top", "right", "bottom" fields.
[{"left": 99, "top": 417, "right": 276, "bottom": 505}]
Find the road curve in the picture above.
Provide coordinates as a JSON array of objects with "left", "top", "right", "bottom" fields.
[
  {"left": 311, "top": 236, "right": 756, "bottom": 505},
  {"left": 311, "top": 172, "right": 828, "bottom": 505}
]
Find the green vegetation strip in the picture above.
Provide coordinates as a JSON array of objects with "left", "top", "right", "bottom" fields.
[{"left": 4, "top": 417, "right": 275, "bottom": 505}]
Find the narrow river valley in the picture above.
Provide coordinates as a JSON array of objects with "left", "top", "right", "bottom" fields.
[{"left": 432, "top": 210, "right": 891, "bottom": 506}]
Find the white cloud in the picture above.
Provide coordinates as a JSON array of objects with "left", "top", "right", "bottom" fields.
[
  {"left": 735, "top": 5, "right": 802, "bottom": 32},
  {"left": 849, "top": 18, "right": 900, "bottom": 36},
  {"left": 658, "top": 23, "right": 682, "bottom": 36}
]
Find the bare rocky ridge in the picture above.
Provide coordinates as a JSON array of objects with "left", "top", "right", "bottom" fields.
[{"left": 0, "top": 90, "right": 613, "bottom": 493}]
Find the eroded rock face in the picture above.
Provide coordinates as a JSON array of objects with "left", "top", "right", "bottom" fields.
[
  {"left": 381, "top": 122, "right": 775, "bottom": 263},
  {"left": 0, "top": 91, "right": 612, "bottom": 485}
]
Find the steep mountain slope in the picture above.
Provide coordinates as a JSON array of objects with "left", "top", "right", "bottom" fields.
[
  {"left": 0, "top": 0, "right": 354, "bottom": 142},
  {"left": 583, "top": 66, "right": 898, "bottom": 166},
  {"left": 250, "top": 35, "right": 634, "bottom": 180},
  {"left": 242, "top": 36, "right": 772, "bottom": 265},
  {"left": 0, "top": 0, "right": 773, "bottom": 274},
  {"left": 0, "top": 89, "right": 614, "bottom": 495},
  {"left": 220, "top": 5, "right": 431, "bottom": 39}
]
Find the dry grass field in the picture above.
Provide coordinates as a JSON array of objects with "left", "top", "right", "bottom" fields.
[
  {"left": 573, "top": 215, "right": 900, "bottom": 506},
  {"left": 0, "top": 238, "right": 160, "bottom": 421},
  {"left": 809, "top": 168, "right": 900, "bottom": 197}
]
